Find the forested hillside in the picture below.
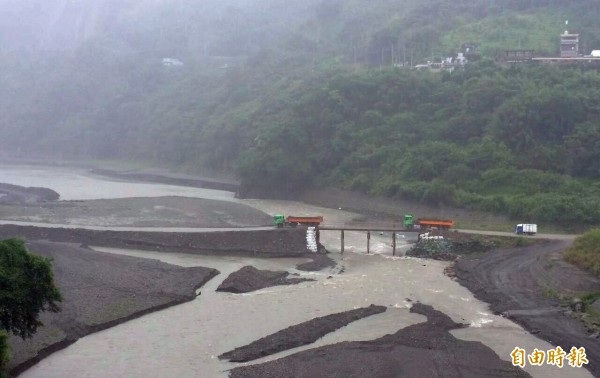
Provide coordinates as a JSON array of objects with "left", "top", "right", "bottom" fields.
[
  {"left": 236, "top": 64, "right": 600, "bottom": 225},
  {"left": 1, "top": 0, "right": 599, "bottom": 225}
]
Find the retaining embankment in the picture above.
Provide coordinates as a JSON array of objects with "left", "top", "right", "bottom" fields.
[{"left": 0, "top": 225, "right": 311, "bottom": 257}]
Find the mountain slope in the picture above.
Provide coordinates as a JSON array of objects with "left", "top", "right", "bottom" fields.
[{"left": 1, "top": 0, "right": 599, "bottom": 225}]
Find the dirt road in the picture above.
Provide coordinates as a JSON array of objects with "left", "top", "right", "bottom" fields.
[
  {"left": 456, "top": 229, "right": 577, "bottom": 241},
  {"left": 453, "top": 240, "right": 600, "bottom": 377}
]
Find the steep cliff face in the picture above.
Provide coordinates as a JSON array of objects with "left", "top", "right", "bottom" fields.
[{"left": 0, "top": 0, "right": 142, "bottom": 51}]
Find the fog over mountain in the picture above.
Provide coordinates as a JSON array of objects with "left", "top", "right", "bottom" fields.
[
  {"left": 0, "top": 0, "right": 322, "bottom": 54},
  {"left": 1, "top": 0, "right": 599, "bottom": 224},
  {"left": 1, "top": 0, "right": 117, "bottom": 51}
]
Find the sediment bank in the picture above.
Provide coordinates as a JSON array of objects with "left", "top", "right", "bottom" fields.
[
  {"left": 0, "top": 183, "right": 59, "bottom": 204},
  {"left": 90, "top": 168, "right": 239, "bottom": 192},
  {"left": 10, "top": 241, "right": 219, "bottom": 376},
  {"left": 0, "top": 224, "right": 313, "bottom": 257},
  {"left": 216, "top": 266, "right": 314, "bottom": 294},
  {"left": 220, "top": 304, "right": 387, "bottom": 362},
  {"left": 229, "top": 303, "right": 530, "bottom": 378},
  {"left": 0, "top": 196, "right": 273, "bottom": 228}
]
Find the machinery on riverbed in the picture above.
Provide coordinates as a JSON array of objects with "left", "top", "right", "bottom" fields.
[{"left": 273, "top": 215, "right": 323, "bottom": 227}]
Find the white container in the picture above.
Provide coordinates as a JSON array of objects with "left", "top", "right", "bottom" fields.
[{"left": 515, "top": 224, "right": 537, "bottom": 235}]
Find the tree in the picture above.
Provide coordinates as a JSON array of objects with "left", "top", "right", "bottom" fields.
[
  {"left": 0, "top": 239, "right": 62, "bottom": 339},
  {"left": 0, "top": 330, "right": 8, "bottom": 377}
]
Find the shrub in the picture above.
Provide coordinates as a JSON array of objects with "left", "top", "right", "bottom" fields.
[
  {"left": 0, "top": 238, "right": 62, "bottom": 338},
  {"left": 0, "top": 331, "right": 8, "bottom": 378},
  {"left": 564, "top": 229, "right": 600, "bottom": 277}
]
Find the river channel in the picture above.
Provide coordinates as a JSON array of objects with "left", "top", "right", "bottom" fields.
[{"left": 0, "top": 164, "right": 590, "bottom": 378}]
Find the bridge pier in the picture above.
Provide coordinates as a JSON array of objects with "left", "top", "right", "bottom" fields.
[
  {"left": 319, "top": 226, "right": 418, "bottom": 256},
  {"left": 316, "top": 228, "right": 320, "bottom": 251}
]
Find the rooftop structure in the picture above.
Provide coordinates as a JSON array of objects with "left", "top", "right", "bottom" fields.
[
  {"left": 561, "top": 32, "right": 580, "bottom": 57},
  {"left": 560, "top": 21, "right": 580, "bottom": 58}
]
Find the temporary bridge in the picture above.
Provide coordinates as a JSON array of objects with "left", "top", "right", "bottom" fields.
[{"left": 317, "top": 222, "right": 421, "bottom": 256}]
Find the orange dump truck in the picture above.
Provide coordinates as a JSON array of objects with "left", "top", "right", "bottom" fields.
[
  {"left": 404, "top": 214, "right": 453, "bottom": 230},
  {"left": 273, "top": 215, "right": 323, "bottom": 227},
  {"left": 417, "top": 218, "right": 454, "bottom": 230}
]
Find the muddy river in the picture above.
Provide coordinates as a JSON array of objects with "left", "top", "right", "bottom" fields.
[
  {"left": 0, "top": 164, "right": 591, "bottom": 378},
  {"left": 0, "top": 165, "right": 235, "bottom": 201}
]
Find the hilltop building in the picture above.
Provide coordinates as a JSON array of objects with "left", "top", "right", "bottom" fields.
[
  {"left": 532, "top": 24, "right": 599, "bottom": 66},
  {"left": 560, "top": 31, "right": 580, "bottom": 58},
  {"left": 413, "top": 52, "right": 468, "bottom": 72},
  {"left": 495, "top": 21, "right": 599, "bottom": 67},
  {"left": 498, "top": 49, "right": 536, "bottom": 63}
]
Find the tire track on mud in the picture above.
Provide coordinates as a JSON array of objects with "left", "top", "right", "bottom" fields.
[{"left": 453, "top": 240, "right": 600, "bottom": 377}]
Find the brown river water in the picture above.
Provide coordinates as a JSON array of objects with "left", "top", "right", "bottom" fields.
[{"left": 0, "top": 165, "right": 591, "bottom": 378}]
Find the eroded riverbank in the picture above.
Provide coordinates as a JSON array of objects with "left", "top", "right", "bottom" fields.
[
  {"left": 20, "top": 247, "right": 592, "bottom": 378},
  {"left": 0, "top": 224, "right": 314, "bottom": 258},
  {"left": 9, "top": 241, "right": 219, "bottom": 376}
]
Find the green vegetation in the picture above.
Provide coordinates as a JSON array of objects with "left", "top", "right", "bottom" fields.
[
  {"left": 565, "top": 229, "right": 600, "bottom": 276},
  {"left": 1, "top": 1, "right": 600, "bottom": 226},
  {"left": 579, "top": 291, "right": 600, "bottom": 310},
  {"left": 235, "top": 65, "right": 600, "bottom": 225},
  {"left": 541, "top": 286, "right": 561, "bottom": 300},
  {"left": 0, "top": 331, "right": 7, "bottom": 378},
  {"left": 440, "top": 11, "right": 563, "bottom": 56},
  {"left": 0, "top": 239, "right": 62, "bottom": 374},
  {"left": 409, "top": 233, "right": 536, "bottom": 259}
]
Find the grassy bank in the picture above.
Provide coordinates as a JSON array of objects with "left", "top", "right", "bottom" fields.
[{"left": 564, "top": 229, "right": 600, "bottom": 277}]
